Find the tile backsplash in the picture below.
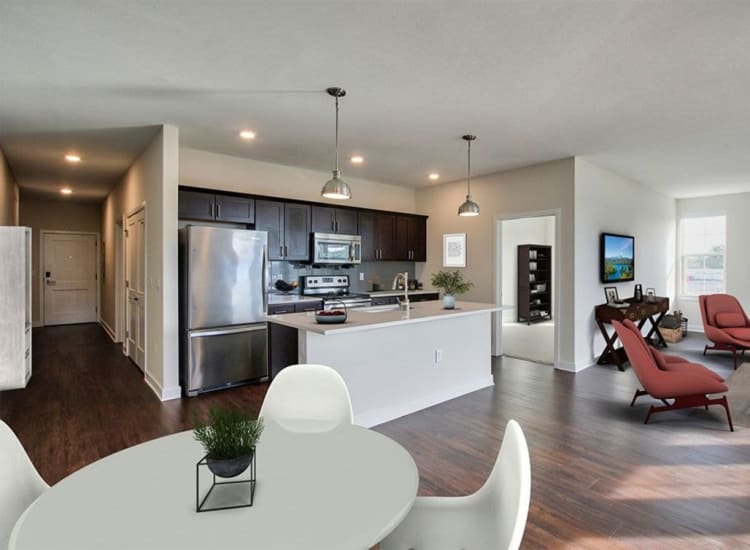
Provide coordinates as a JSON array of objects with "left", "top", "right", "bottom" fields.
[{"left": 270, "top": 261, "right": 419, "bottom": 293}]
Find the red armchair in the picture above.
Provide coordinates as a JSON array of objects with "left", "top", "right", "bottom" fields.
[
  {"left": 613, "top": 320, "right": 733, "bottom": 430},
  {"left": 699, "top": 294, "right": 750, "bottom": 369},
  {"left": 619, "top": 319, "right": 725, "bottom": 409}
]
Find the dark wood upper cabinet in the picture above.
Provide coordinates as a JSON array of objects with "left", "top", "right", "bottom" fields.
[
  {"left": 283, "top": 203, "right": 311, "bottom": 261},
  {"left": 412, "top": 216, "right": 427, "bottom": 261},
  {"left": 395, "top": 216, "right": 411, "bottom": 261},
  {"left": 358, "top": 211, "right": 377, "bottom": 261},
  {"left": 311, "top": 206, "right": 357, "bottom": 235},
  {"left": 395, "top": 215, "right": 427, "bottom": 261},
  {"left": 214, "top": 195, "right": 254, "bottom": 224},
  {"left": 255, "top": 200, "right": 284, "bottom": 260},
  {"left": 311, "top": 206, "right": 336, "bottom": 233},
  {"left": 179, "top": 190, "right": 254, "bottom": 224},
  {"left": 375, "top": 213, "right": 397, "bottom": 261},
  {"left": 178, "top": 190, "right": 215, "bottom": 221},
  {"left": 179, "top": 186, "right": 425, "bottom": 263},
  {"left": 334, "top": 209, "right": 358, "bottom": 235}
]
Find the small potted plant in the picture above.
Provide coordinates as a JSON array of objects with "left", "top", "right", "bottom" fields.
[
  {"left": 430, "top": 270, "right": 473, "bottom": 309},
  {"left": 193, "top": 406, "right": 264, "bottom": 478}
]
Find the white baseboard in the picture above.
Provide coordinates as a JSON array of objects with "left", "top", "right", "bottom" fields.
[
  {"left": 100, "top": 319, "right": 117, "bottom": 342},
  {"left": 556, "top": 359, "right": 595, "bottom": 373},
  {"left": 144, "top": 370, "right": 182, "bottom": 402}
]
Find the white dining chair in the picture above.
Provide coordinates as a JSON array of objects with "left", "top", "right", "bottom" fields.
[
  {"left": 1, "top": 420, "right": 49, "bottom": 549},
  {"left": 259, "top": 364, "right": 354, "bottom": 432},
  {"left": 380, "top": 419, "right": 531, "bottom": 550}
]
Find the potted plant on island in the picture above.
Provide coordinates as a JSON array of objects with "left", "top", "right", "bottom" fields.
[
  {"left": 430, "top": 270, "right": 473, "bottom": 309},
  {"left": 193, "top": 406, "right": 264, "bottom": 478}
]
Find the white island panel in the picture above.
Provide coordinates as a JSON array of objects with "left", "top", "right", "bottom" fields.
[{"left": 297, "top": 308, "right": 494, "bottom": 427}]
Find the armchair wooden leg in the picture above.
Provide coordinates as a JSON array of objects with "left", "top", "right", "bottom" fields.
[
  {"left": 721, "top": 396, "right": 734, "bottom": 432},
  {"left": 643, "top": 394, "right": 735, "bottom": 431},
  {"left": 631, "top": 389, "right": 648, "bottom": 407}
]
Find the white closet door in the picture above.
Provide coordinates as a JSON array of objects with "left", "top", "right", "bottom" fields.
[{"left": 126, "top": 210, "right": 146, "bottom": 370}]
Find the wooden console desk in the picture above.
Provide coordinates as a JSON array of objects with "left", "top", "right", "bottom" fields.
[{"left": 594, "top": 297, "right": 670, "bottom": 371}]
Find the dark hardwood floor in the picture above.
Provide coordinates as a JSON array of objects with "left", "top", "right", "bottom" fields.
[{"left": 2, "top": 324, "right": 749, "bottom": 549}]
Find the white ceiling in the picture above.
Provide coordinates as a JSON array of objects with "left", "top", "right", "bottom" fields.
[
  {"left": 1, "top": 1, "right": 750, "bottom": 199},
  {"left": 2, "top": 127, "right": 159, "bottom": 201}
]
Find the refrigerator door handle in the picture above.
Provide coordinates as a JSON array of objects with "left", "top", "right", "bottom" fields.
[
  {"left": 262, "top": 245, "right": 269, "bottom": 313},
  {"left": 189, "top": 324, "right": 266, "bottom": 338}
]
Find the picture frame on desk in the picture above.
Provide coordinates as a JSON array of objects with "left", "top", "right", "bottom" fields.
[{"left": 604, "top": 286, "right": 619, "bottom": 304}]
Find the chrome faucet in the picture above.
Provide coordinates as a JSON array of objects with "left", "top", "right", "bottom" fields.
[{"left": 392, "top": 272, "right": 410, "bottom": 310}]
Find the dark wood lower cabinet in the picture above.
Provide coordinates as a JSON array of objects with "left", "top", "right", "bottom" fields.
[{"left": 268, "top": 323, "right": 298, "bottom": 379}]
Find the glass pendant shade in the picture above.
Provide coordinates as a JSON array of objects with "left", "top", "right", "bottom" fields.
[
  {"left": 321, "top": 170, "right": 352, "bottom": 200},
  {"left": 458, "top": 196, "right": 480, "bottom": 216}
]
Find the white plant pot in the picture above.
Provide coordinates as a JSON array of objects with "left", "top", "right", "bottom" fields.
[{"left": 442, "top": 294, "right": 456, "bottom": 309}]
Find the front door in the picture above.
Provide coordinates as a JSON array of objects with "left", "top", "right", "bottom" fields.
[
  {"left": 126, "top": 209, "right": 146, "bottom": 370},
  {"left": 43, "top": 233, "right": 97, "bottom": 325}
]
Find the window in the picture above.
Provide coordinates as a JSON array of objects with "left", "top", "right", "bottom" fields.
[{"left": 679, "top": 215, "right": 726, "bottom": 296}]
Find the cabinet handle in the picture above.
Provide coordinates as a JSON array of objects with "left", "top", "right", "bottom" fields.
[
  {"left": 284, "top": 245, "right": 288, "bottom": 257},
  {"left": 331, "top": 217, "right": 335, "bottom": 232},
  {"left": 280, "top": 245, "right": 284, "bottom": 257},
  {"left": 216, "top": 203, "right": 221, "bottom": 218},
  {"left": 335, "top": 220, "right": 340, "bottom": 233},
  {"left": 210, "top": 203, "right": 215, "bottom": 217}
]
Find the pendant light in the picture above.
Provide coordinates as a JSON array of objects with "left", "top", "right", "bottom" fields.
[
  {"left": 458, "top": 134, "right": 480, "bottom": 216},
  {"left": 321, "top": 87, "right": 352, "bottom": 200}
]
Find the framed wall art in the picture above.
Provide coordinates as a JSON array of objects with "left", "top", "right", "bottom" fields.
[{"left": 443, "top": 233, "right": 466, "bottom": 267}]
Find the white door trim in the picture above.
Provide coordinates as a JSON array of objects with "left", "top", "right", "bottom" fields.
[
  {"left": 124, "top": 204, "right": 146, "bottom": 371},
  {"left": 39, "top": 230, "right": 101, "bottom": 327},
  {"left": 493, "top": 209, "right": 562, "bottom": 369}
]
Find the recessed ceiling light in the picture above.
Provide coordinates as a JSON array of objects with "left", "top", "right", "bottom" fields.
[
  {"left": 428, "top": 173, "right": 440, "bottom": 180},
  {"left": 60, "top": 188, "right": 73, "bottom": 195},
  {"left": 239, "top": 130, "right": 256, "bottom": 140},
  {"left": 64, "top": 154, "right": 81, "bottom": 163},
  {"left": 350, "top": 155, "right": 364, "bottom": 164}
]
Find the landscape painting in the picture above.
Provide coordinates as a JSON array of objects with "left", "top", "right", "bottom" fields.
[{"left": 601, "top": 233, "right": 634, "bottom": 282}]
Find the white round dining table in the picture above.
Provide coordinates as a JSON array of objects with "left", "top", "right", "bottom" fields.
[{"left": 10, "top": 421, "right": 418, "bottom": 550}]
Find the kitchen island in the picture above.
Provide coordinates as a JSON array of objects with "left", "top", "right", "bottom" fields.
[{"left": 267, "top": 301, "right": 503, "bottom": 427}]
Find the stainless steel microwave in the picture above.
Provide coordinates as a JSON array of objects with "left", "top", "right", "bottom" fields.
[{"left": 311, "top": 233, "right": 362, "bottom": 264}]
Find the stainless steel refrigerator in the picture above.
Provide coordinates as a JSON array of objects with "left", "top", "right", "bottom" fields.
[{"left": 179, "top": 226, "right": 269, "bottom": 396}]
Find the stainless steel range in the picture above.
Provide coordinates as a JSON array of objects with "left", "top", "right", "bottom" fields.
[{"left": 300, "top": 275, "right": 372, "bottom": 309}]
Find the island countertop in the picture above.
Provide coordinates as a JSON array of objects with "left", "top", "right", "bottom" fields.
[{"left": 267, "top": 301, "right": 504, "bottom": 335}]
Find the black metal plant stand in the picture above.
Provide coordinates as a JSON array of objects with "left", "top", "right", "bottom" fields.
[{"left": 195, "top": 451, "right": 256, "bottom": 512}]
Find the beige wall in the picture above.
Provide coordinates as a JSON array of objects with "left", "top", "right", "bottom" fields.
[
  {"left": 574, "top": 158, "right": 676, "bottom": 368},
  {"left": 101, "top": 125, "right": 180, "bottom": 400},
  {"left": 675, "top": 191, "right": 750, "bottom": 332},
  {"left": 0, "top": 147, "right": 20, "bottom": 226},
  {"left": 19, "top": 196, "right": 101, "bottom": 325},
  {"left": 414, "top": 158, "right": 576, "bottom": 367},
  {"left": 179, "top": 148, "right": 417, "bottom": 213}
]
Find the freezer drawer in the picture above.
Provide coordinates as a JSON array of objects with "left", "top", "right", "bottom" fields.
[{"left": 186, "top": 324, "right": 267, "bottom": 396}]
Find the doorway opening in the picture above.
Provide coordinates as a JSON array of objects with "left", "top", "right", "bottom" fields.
[
  {"left": 495, "top": 214, "right": 558, "bottom": 366},
  {"left": 40, "top": 231, "right": 100, "bottom": 326}
]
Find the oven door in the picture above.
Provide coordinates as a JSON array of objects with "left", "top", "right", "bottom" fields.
[{"left": 312, "top": 234, "right": 361, "bottom": 264}]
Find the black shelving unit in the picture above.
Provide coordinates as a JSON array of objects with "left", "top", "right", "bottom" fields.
[{"left": 517, "top": 244, "right": 552, "bottom": 325}]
